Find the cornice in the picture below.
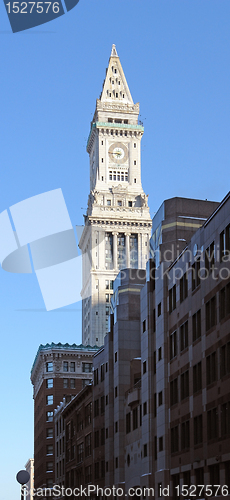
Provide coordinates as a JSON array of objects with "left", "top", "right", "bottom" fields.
[{"left": 87, "top": 121, "right": 144, "bottom": 152}]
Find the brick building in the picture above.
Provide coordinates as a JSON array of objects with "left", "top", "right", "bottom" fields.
[{"left": 30, "top": 342, "right": 98, "bottom": 494}]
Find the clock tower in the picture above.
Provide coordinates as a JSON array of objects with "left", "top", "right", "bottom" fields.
[{"left": 79, "top": 44, "right": 152, "bottom": 347}]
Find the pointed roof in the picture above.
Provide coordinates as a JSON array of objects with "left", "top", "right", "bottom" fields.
[{"left": 100, "top": 44, "right": 133, "bottom": 105}]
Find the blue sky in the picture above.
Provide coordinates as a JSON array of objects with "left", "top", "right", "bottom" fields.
[{"left": 1, "top": 1, "right": 230, "bottom": 498}]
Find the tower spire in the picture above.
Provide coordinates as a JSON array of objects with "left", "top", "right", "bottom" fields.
[{"left": 111, "top": 44, "right": 119, "bottom": 57}]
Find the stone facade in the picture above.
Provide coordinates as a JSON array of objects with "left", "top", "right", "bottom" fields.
[{"left": 79, "top": 45, "right": 152, "bottom": 347}]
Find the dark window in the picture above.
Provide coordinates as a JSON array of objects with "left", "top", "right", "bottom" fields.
[
  {"left": 100, "top": 364, "right": 105, "bottom": 381},
  {"left": 170, "top": 331, "right": 177, "bottom": 359},
  {"left": 205, "top": 241, "right": 215, "bottom": 273},
  {"left": 115, "top": 421, "right": 118, "bottom": 433},
  {"left": 180, "top": 321, "right": 188, "bottom": 351},
  {"left": 158, "top": 302, "right": 161, "bottom": 317},
  {"left": 209, "top": 464, "right": 219, "bottom": 485},
  {"left": 126, "top": 412, "right": 131, "bottom": 434},
  {"left": 142, "top": 320, "right": 146, "bottom": 333},
  {"left": 94, "top": 368, "right": 98, "bottom": 385},
  {"left": 94, "top": 462, "right": 100, "bottom": 480},
  {"left": 192, "top": 309, "right": 201, "bottom": 342},
  {"left": 143, "top": 444, "right": 147, "bottom": 457},
  {"left": 158, "top": 347, "right": 162, "bottom": 361},
  {"left": 85, "top": 402, "right": 92, "bottom": 426},
  {"left": 170, "top": 378, "right": 178, "bottom": 406},
  {"left": 181, "top": 370, "right": 189, "bottom": 400},
  {"left": 143, "top": 402, "right": 147, "bottom": 415},
  {"left": 206, "top": 296, "right": 216, "bottom": 331},
  {"left": 115, "top": 386, "right": 118, "bottom": 398},
  {"left": 143, "top": 360, "right": 146, "bottom": 374},
  {"left": 101, "top": 396, "right": 105, "bottom": 414},
  {"left": 171, "top": 426, "right": 179, "bottom": 453},
  {"left": 180, "top": 273, "right": 188, "bottom": 302},
  {"left": 159, "top": 436, "right": 163, "bottom": 452},
  {"left": 153, "top": 351, "right": 156, "bottom": 374},
  {"left": 94, "top": 430, "right": 99, "bottom": 448},
  {"left": 207, "top": 407, "right": 218, "bottom": 440},
  {"left": 70, "top": 361, "right": 75, "bottom": 372},
  {"left": 169, "top": 285, "right": 176, "bottom": 313},
  {"left": 193, "top": 362, "right": 202, "bottom": 393},
  {"left": 220, "top": 342, "right": 230, "bottom": 377},
  {"left": 101, "top": 428, "right": 105, "bottom": 446},
  {"left": 133, "top": 407, "right": 138, "bottom": 430},
  {"left": 181, "top": 420, "right": 190, "bottom": 449},
  {"left": 85, "top": 434, "right": 92, "bottom": 457},
  {"left": 77, "top": 443, "right": 84, "bottom": 463},
  {"left": 94, "top": 399, "right": 99, "bottom": 417},
  {"left": 221, "top": 401, "right": 230, "bottom": 436},
  {"left": 192, "top": 258, "right": 200, "bottom": 291},
  {"left": 206, "top": 352, "right": 217, "bottom": 385},
  {"left": 159, "top": 391, "right": 163, "bottom": 406},
  {"left": 194, "top": 415, "right": 203, "bottom": 445},
  {"left": 63, "top": 361, "right": 68, "bottom": 372},
  {"left": 195, "top": 468, "right": 204, "bottom": 485}
]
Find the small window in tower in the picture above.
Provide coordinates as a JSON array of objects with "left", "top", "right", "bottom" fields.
[
  {"left": 113, "top": 174, "right": 116, "bottom": 180},
  {"left": 109, "top": 173, "right": 112, "bottom": 180},
  {"left": 111, "top": 131, "right": 113, "bottom": 135},
  {"left": 102, "top": 176, "right": 104, "bottom": 181},
  {"left": 118, "top": 81, "right": 120, "bottom": 85},
  {"left": 116, "top": 93, "right": 118, "bottom": 98},
  {"left": 134, "top": 178, "right": 136, "bottom": 183},
  {"left": 107, "top": 200, "right": 111, "bottom": 206},
  {"left": 121, "top": 174, "right": 124, "bottom": 181},
  {"left": 108, "top": 118, "right": 113, "bottom": 123},
  {"left": 125, "top": 131, "right": 127, "bottom": 136},
  {"left": 118, "top": 200, "right": 122, "bottom": 206},
  {"left": 114, "top": 69, "right": 117, "bottom": 73},
  {"left": 101, "top": 158, "right": 103, "bottom": 163},
  {"left": 134, "top": 143, "right": 136, "bottom": 148},
  {"left": 124, "top": 120, "right": 128, "bottom": 124},
  {"left": 134, "top": 160, "right": 136, "bottom": 165},
  {"left": 117, "top": 174, "right": 120, "bottom": 181},
  {"left": 128, "top": 201, "right": 132, "bottom": 207},
  {"left": 101, "top": 140, "right": 103, "bottom": 145},
  {"left": 109, "top": 93, "right": 111, "bottom": 97},
  {"left": 125, "top": 174, "right": 128, "bottom": 181},
  {"left": 115, "top": 130, "right": 118, "bottom": 135},
  {"left": 120, "top": 131, "right": 122, "bottom": 136},
  {"left": 123, "top": 94, "right": 125, "bottom": 98},
  {"left": 115, "top": 119, "right": 122, "bottom": 123},
  {"left": 112, "top": 80, "right": 114, "bottom": 84}
]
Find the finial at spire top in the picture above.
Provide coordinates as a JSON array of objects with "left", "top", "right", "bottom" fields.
[{"left": 111, "top": 44, "right": 119, "bottom": 57}]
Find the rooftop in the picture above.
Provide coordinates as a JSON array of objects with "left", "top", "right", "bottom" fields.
[{"left": 31, "top": 341, "right": 99, "bottom": 374}]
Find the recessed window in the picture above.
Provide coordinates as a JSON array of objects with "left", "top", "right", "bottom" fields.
[
  {"left": 101, "top": 158, "right": 103, "bottom": 163},
  {"left": 128, "top": 201, "right": 132, "bottom": 207},
  {"left": 158, "top": 302, "right": 161, "bottom": 317},
  {"left": 46, "top": 379, "right": 53, "bottom": 389},
  {"left": 46, "top": 445, "right": 53, "bottom": 455},
  {"left": 143, "top": 444, "right": 147, "bottom": 457},
  {"left": 117, "top": 200, "right": 122, "bottom": 206},
  {"left": 134, "top": 178, "right": 136, "bottom": 183},
  {"left": 134, "top": 143, "right": 136, "bottom": 148},
  {"left": 102, "top": 176, "right": 104, "bottom": 181},
  {"left": 46, "top": 362, "right": 53, "bottom": 373},
  {"left": 46, "top": 428, "right": 53, "bottom": 438},
  {"left": 143, "top": 402, "right": 147, "bottom": 415},
  {"left": 143, "top": 360, "right": 147, "bottom": 374},
  {"left": 116, "top": 93, "right": 118, "bottom": 98},
  {"left": 82, "top": 363, "right": 92, "bottom": 373},
  {"left": 101, "top": 140, "right": 103, "bottom": 145},
  {"left": 134, "top": 160, "right": 136, "bottom": 165},
  {"left": 70, "top": 379, "right": 75, "bottom": 389},
  {"left": 158, "top": 347, "right": 162, "bottom": 361},
  {"left": 70, "top": 362, "right": 75, "bottom": 372},
  {"left": 107, "top": 200, "right": 111, "bottom": 206},
  {"left": 115, "top": 386, "right": 118, "bottom": 398},
  {"left": 63, "top": 361, "right": 68, "bottom": 372},
  {"left": 159, "top": 437, "right": 163, "bottom": 452},
  {"left": 46, "top": 395, "right": 53, "bottom": 405},
  {"left": 63, "top": 379, "right": 68, "bottom": 389},
  {"left": 46, "top": 462, "right": 53, "bottom": 472},
  {"left": 46, "top": 411, "right": 53, "bottom": 422},
  {"left": 158, "top": 391, "right": 163, "bottom": 406},
  {"left": 105, "top": 294, "right": 109, "bottom": 303},
  {"left": 115, "top": 352, "right": 117, "bottom": 362}
]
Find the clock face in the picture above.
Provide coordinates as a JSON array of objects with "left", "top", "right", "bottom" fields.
[{"left": 108, "top": 142, "right": 128, "bottom": 164}]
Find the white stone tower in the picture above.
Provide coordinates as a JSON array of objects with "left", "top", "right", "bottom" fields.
[{"left": 79, "top": 44, "right": 152, "bottom": 347}]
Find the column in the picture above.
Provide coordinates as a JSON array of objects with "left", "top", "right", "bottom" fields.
[
  {"left": 138, "top": 232, "right": 142, "bottom": 268},
  {"left": 113, "top": 232, "right": 118, "bottom": 270},
  {"left": 125, "top": 233, "right": 130, "bottom": 268}
]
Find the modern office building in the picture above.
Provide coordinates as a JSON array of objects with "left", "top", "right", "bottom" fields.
[
  {"left": 30, "top": 342, "right": 98, "bottom": 493},
  {"left": 79, "top": 44, "right": 152, "bottom": 347}
]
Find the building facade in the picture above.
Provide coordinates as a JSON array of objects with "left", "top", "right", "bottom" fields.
[
  {"left": 30, "top": 342, "right": 98, "bottom": 494},
  {"left": 79, "top": 44, "right": 152, "bottom": 347},
  {"left": 25, "top": 458, "right": 34, "bottom": 500}
]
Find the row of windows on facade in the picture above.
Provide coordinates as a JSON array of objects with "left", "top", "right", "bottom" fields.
[
  {"left": 65, "top": 462, "right": 106, "bottom": 487},
  {"left": 170, "top": 402, "right": 230, "bottom": 453},
  {"left": 171, "top": 464, "right": 230, "bottom": 500},
  {"left": 108, "top": 172, "right": 128, "bottom": 182},
  {"left": 106, "top": 195, "right": 132, "bottom": 205},
  {"left": 46, "top": 361, "right": 92, "bottom": 373}
]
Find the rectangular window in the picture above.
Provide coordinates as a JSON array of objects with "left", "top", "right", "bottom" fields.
[
  {"left": 193, "top": 309, "right": 201, "bottom": 342},
  {"left": 63, "top": 378, "right": 68, "bottom": 389},
  {"left": 115, "top": 386, "right": 118, "bottom": 398},
  {"left": 82, "top": 363, "right": 92, "bottom": 373},
  {"left": 85, "top": 433, "right": 92, "bottom": 457},
  {"left": 143, "top": 360, "right": 146, "bottom": 374},
  {"left": 206, "top": 296, "right": 216, "bottom": 331},
  {"left": 126, "top": 412, "right": 131, "bottom": 434},
  {"left": 46, "top": 362, "right": 53, "bottom": 372},
  {"left": 181, "top": 370, "right": 189, "bottom": 400},
  {"left": 94, "top": 430, "right": 99, "bottom": 448},
  {"left": 101, "top": 364, "right": 105, "bottom": 381},
  {"left": 193, "top": 362, "right": 202, "bottom": 393},
  {"left": 46, "top": 395, "right": 53, "bottom": 405},
  {"left": 169, "top": 284, "right": 176, "bottom": 313},
  {"left": 46, "top": 411, "right": 53, "bottom": 422},
  {"left": 207, "top": 407, "right": 218, "bottom": 440},
  {"left": 70, "top": 361, "right": 75, "bottom": 372},
  {"left": 221, "top": 401, "right": 230, "bottom": 436},
  {"left": 181, "top": 420, "right": 190, "bottom": 449},
  {"left": 143, "top": 443, "right": 147, "bottom": 457},
  {"left": 206, "top": 352, "right": 217, "bottom": 385},
  {"left": 158, "top": 302, "right": 161, "bottom": 317},
  {"left": 180, "top": 320, "right": 188, "bottom": 351},
  {"left": 133, "top": 407, "right": 138, "bottom": 430},
  {"left": 46, "top": 428, "right": 53, "bottom": 438},
  {"left": 220, "top": 342, "right": 230, "bottom": 377},
  {"left": 170, "top": 378, "right": 178, "bottom": 406},
  {"left": 158, "top": 391, "right": 163, "bottom": 406},
  {"left": 70, "top": 379, "right": 75, "bottom": 389},
  {"left": 77, "top": 443, "right": 84, "bottom": 463},
  {"left": 94, "top": 399, "right": 99, "bottom": 417},
  {"left": 63, "top": 361, "right": 68, "bottom": 372},
  {"left": 194, "top": 415, "right": 203, "bottom": 445},
  {"left": 94, "top": 368, "right": 98, "bottom": 385},
  {"left": 46, "top": 445, "right": 53, "bottom": 455},
  {"left": 170, "top": 331, "right": 177, "bottom": 359},
  {"left": 101, "top": 396, "right": 105, "bottom": 414},
  {"left": 46, "top": 462, "right": 53, "bottom": 472},
  {"left": 85, "top": 402, "right": 92, "bottom": 426},
  {"left": 171, "top": 426, "right": 179, "bottom": 453},
  {"left": 46, "top": 379, "right": 53, "bottom": 388},
  {"left": 180, "top": 273, "right": 188, "bottom": 302},
  {"left": 209, "top": 464, "right": 219, "bottom": 485}
]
